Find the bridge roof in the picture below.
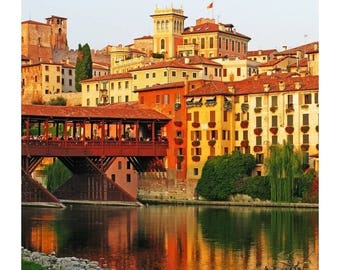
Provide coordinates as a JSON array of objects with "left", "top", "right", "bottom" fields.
[{"left": 22, "top": 103, "right": 170, "bottom": 121}]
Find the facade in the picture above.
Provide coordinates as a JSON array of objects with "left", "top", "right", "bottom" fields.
[
  {"left": 213, "top": 57, "right": 259, "bottom": 82},
  {"left": 151, "top": 7, "right": 187, "bottom": 58},
  {"left": 21, "top": 20, "right": 53, "bottom": 63},
  {"left": 181, "top": 18, "right": 251, "bottom": 59},
  {"left": 45, "top": 15, "right": 68, "bottom": 50},
  {"left": 131, "top": 35, "right": 154, "bottom": 57},
  {"left": 80, "top": 73, "right": 133, "bottom": 106},
  {"left": 129, "top": 60, "right": 201, "bottom": 90},
  {"left": 247, "top": 49, "right": 277, "bottom": 63}
]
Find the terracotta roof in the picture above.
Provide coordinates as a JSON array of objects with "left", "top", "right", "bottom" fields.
[
  {"left": 175, "top": 56, "right": 222, "bottom": 66},
  {"left": 288, "top": 58, "right": 308, "bottom": 68},
  {"left": 129, "top": 60, "right": 202, "bottom": 72},
  {"left": 247, "top": 49, "right": 278, "bottom": 57},
  {"left": 275, "top": 42, "right": 319, "bottom": 56},
  {"left": 62, "top": 62, "right": 76, "bottom": 68},
  {"left": 22, "top": 104, "right": 170, "bottom": 121},
  {"left": 135, "top": 82, "right": 185, "bottom": 92},
  {"left": 134, "top": 35, "right": 153, "bottom": 40},
  {"left": 80, "top": 73, "right": 132, "bottom": 83},
  {"left": 258, "top": 56, "right": 291, "bottom": 67},
  {"left": 46, "top": 15, "right": 67, "bottom": 20},
  {"left": 92, "top": 62, "right": 110, "bottom": 70},
  {"left": 21, "top": 20, "right": 48, "bottom": 27},
  {"left": 185, "top": 81, "right": 232, "bottom": 97},
  {"left": 183, "top": 22, "right": 251, "bottom": 40},
  {"left": 229, "top": 73, "right": 319, "bottom": 95}
]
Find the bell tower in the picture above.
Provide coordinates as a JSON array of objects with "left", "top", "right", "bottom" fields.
[
  {"left": 46, "top": 15, "right": 68, "bottom": 50},
  {"left": 151, "top": 7, "right": 187, "bottom": 59}
]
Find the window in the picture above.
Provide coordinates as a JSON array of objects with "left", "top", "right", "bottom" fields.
[
  {"left": 256, "top": 154, "right": 264, "bottom": 164},
  {"left": 172, "top": 71, "right": 176, "bottom": 77},
  {"left": 146, "top": 73, "right": 149, "bottom": 79},
  {"left": 164, "top": 71, "right": 168, "bottom": 77},
  {"left": 133, "top": 74, "right": 137, "bottom": 80},
  {"left": 118, "top": 82, "right": 121, "bottom": 89},
  {"left": 256, "top": 116, "right": 262, "bottom": 127},
  {"left": 256, "top": 97, "right": 262, "bottom": 107},
  {"left": 156, "top": 95, "right": 160, "bottom": 104},
  {"left": 152, "top": 73, "right": 156, "bottom": 78},
  {"left": 303, "top": 114, "right": 309, "bottom": 126},
  {"left": 214, "top": 68, "right": 218, "bottom": 77},
  {"left": 163, "top": 94, "right": 169, "bottom": 104},
  {"left": 222, "top": 130, "right": 227, "bottom": 140},
  {"left": 223, "top": 69, "right": 227, "bottom": 77},
  {"left": 304, "top": 94, "right": 312, "bottom": 104},
  {"left": 194, "top": 111, "right": 199, "bottom": 122},
  {"left": 126, "top": 174, "right": 131, "bottom": 182},
  {"left": 45, "top": 75, "right": 49, "bottom": 82},
  {"left": 256, "top": 136, "right": 262, "bottom": 146},
  {"left": 231, "top": 40, "right": 235, "bottom": 51},
  {"left": 96, "top": 98, "right": 99, "bottom": 105},
  {"left": 314, "top": 93, "right": 318, "bottom": 104},
  {"left": 56, "top": 66, "right": 60, "bottom": 72},
  {"left": 45, "top": 65, "right": 49, "bottom": 71},
  {"left": 175, "top": 93, "right": 181, "bottom": 104},
  {"left": 287, "top": 115, "right": 293, "bottom": 126},
  {"left": 184, "top": 39, "right": 188, "bottom": 45},
  {"left": 56, "top": 76, "right": 60, "bottom": 83},
  {"left": 111, "top": 96, "right": 114, "bottom": 104},
  {"left": 287, "top": 94, "right": 293, "bottom": 105},
  {"left": 243, "top": 130, "right": 248, "bottom": 140},
  {"left": 86, "top": 98, "right": 90, "bottom": 106},
  {"left": 161, "top": 39, "right": 165, "bottom": 50},
  {"left": 225, "top": 39, "right": 229, "bottom": 50},
  {"left": 34, "top": 76, "right": 38, "bottom": 82},
  {"left": 223, "top": 110, "right": 228, "bottom": 122},
  {"left": 209, "top": 37, "right": 214, "bottom": 48},
  {"left": 237, "top": 41, "right": 240, "bottom": 53},
  {"left": 111, "top": 174, "right": 115, "bottom": 182},
  {"left": 194, "top": 168, "right": 199, "bottom": 176},
  {"left": 271, "top": 96, "right": 278, "bottom": 107},
  {"left": 218, "top": 37, "right": 222, "bottom": 49},
  {"left": 193, "top": 73, "right": 197, "bottom": 78},
  {"left": 272, "top": 115, "right": 278, "bottom": 127},
  {"left": 201, "top": 38, "right": 205, "bottom": 49},
  {"left": 244, "top": 95, "right": 248, "bottom": 102},
  {"left": 287, "top": 134, "right": 293, "bottom": 144},
  {"left": 272, "top": 135, "right": 278, "bottom": 145},
  {"left": 204, "top": 67, "right": 208, "bottom": 76},
  {"left": 182, "top": 72, "right": 187, "bottom": 78},
  {"left": 68, "top": 69, "right": 72, "bottom": 75},
  {"left": 235, "top": 131, "right": 239, "bottom": 140},
  {"left": 237, "top": 68, "right": 241, "bottom": 76},
  {"left": 69, "top": 79, "right": 72, "bottom": 86},
  {"left": 127, "top": 161, "right": 131, "bottom": 169},
  {"left": 125, "top": 96, "right": 129, "bottom": 102},
  {"left": 118, "top": 161, "right": 122, "bottom": 169},
  {"left": 303, "top": 134, "right": 309, "bottom": 144},
  {"left": 125, "top": 81, "right": 129, "bottom": 88}
]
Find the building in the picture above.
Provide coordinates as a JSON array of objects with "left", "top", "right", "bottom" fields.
[
  {"left": 80, "top": 73, "right": 133, "bottom": 106},
  {"left": 45, "top": 15, "right": 68, "bottom": 50},
  {"left": 181, "top": 18, "right": 251, "bottom": 58},
  {"left": 150, "top": 7, "right": 187, "bottom": 58},
  {"left": 213, "top": 57, "right": 259, "bottom": 82},
  {"left": 129, "top": 60, "right": 201, "bottom": 90},
  {"left": 247, "top": 49, "right": 278, "bottom": 63}
]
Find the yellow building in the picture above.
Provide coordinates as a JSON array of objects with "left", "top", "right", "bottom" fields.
[
  {"left": 129, "top": 60, "right": 201, "bottom": 90},
  {"left": 22, "top": 62, "right": 63, "bottom": 104},
  {"left": 183, "top": 73, "right": 318, "bottom": 179},
  {"left": 151, "top": 7, "right": 187, "bottom": 58},
  {"left": 247, "top": 49, "right": 278, "bottom": 63},
  {"left": 185, "top": 81, "right": 235, "bottom": 179},
  {"left": 80, "top": 73, "right": 133, "bottom": 106}
]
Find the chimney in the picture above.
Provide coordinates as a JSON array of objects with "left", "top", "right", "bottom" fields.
[
  {"left": 184, "top": 57, "right": 190, "bottom": 64},
  {"left": 184, "top": 75, "right": 189, "bottom": 95},
  {"left": 294, "top": 81, "right": 301, "bottom": 90},
  {"left": 228, "top": 86, "right": 235, "bottom": 93},
  {"left": 279, "top": 81, "right": 285, "bottom": 91},
  {"left": 282, "top": 45, "right": 287, "bottom": 51},
  {"left": 263, "top": 83, "right": 270, "bottom": 92}
]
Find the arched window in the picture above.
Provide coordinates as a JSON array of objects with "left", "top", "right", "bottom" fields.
[
  {"left": 174, "top": 21, "right": 177, "bottom": 31},
  {"left": 157, "top": 21, "right": 160, "bottom": 30},
  {"left": 165, "top": 20, "right": 169, "bottom": 30},
  {"left": 161, "top": 39, "right": 165, "bottom": 50},
  {"left": 161, "top": 21, "right": 164, "bottom": 30}
]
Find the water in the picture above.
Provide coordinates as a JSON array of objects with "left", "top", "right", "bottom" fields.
[{"left": 22, "top": 204, "right": 318, "bottom": 270}]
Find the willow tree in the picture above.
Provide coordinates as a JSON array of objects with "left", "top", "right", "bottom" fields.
[{"left": 264, "top": 141, "right": 305, "bottom": 202}]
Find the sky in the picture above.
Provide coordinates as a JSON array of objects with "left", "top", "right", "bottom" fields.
[{"left": 21, "top": 0, "right": 319, "bottom": 51}]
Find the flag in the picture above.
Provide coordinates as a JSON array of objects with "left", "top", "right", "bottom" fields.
[{"left": 207, "top": 2, "right": 213, "bottom": 9}]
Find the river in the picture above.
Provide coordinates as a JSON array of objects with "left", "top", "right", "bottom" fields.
[{"left": 22, "top": 204, "right": 318, "bottom": 270}]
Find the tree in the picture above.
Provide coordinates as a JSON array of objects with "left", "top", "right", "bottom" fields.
[
  {"left": 75, "top": 43, "right": 93, "bottom": 91},
  {"left": 196, "top": 151, "right": 256, "bottom": 200},
  {"left": 264, "top": 141, "right": 305, "bottom": 202},
  {"left": 43, "top": 158, "right": 72, "bottom": 192},
  {"left": 48, "top": 96, "right": 67, "bottom": 106}
]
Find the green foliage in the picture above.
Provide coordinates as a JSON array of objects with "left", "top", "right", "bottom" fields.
[
  {"left": 48, "top": 96, "right": 67, "bottom": 106},
  {"left": 245, "top": 176, "right": 271, "bottom": 200},
  {"left": 43, "top": 158, "right": 72, "bottom": 192},
  {"left": 22, "top": 260, "right": 47, "bottom": 270},
  {"left": 152, "top": 53, "right": 164, "bottom": 58},
  {"left": 75, "top": 43, "right": 93, "bottom": 91},
  {"left": 265, "top": 141, "right": 305, "bottom": 202},
  {"left": 196, "top": 151, "right": 256, "bottom": 200}
]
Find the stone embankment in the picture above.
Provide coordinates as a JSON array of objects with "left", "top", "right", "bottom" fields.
[{"left": 22, "top": 247, "right": 110, "bottom": 270}]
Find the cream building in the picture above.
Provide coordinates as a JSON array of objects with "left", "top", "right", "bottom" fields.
[
  {"left": 80, "top": 73, "right": 133, "bottom": 106},
  {"left": 247, "top": 49, "right": 277, "bottom": 63},
  {"left": 213, "top": 57, "right": 259, "bottom": 82}
]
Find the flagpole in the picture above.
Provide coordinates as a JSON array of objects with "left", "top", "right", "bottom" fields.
[{"left": 212, "top": 1, "right": 214, "bottom": 19}]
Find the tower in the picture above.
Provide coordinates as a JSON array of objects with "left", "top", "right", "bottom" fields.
[
  {"left": 45, "top": 15, "right": 68, "bottom": 50},
  {"left": 150, "top": 7, "right": 187, "bottom": 59}
]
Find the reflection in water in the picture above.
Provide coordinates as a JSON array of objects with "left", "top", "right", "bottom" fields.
[{"left": 22, "top": 205, "right": 318, "bottom": 270}]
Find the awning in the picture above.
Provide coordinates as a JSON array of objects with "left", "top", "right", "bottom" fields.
[
  {"left": 186, "top": 97, "right": 194, "bottom": 103},
  {"left": 193, "top": 97, "right": 202, "bottom": 103},
  {"left": 205, "top": 96, "right": 216, "bottom": 101}
]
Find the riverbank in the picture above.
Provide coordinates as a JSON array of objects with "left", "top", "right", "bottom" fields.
[
  {"left": 138, "top": 197, "right": 319, "bottom": 209},
  {"left": 21, "top": 247, "right": 110, "bottom": 270}
]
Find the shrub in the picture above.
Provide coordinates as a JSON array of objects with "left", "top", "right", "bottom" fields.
[{"left": 245, "top": 176, "right": 271, "bottom": 200}]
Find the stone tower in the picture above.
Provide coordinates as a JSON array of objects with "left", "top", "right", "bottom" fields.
[
  {"left": 45, "top": 15, "right": 68, "bottom": 50},
  {"left": 150, "top": 7, "right": 187, "bottom": 59}
]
